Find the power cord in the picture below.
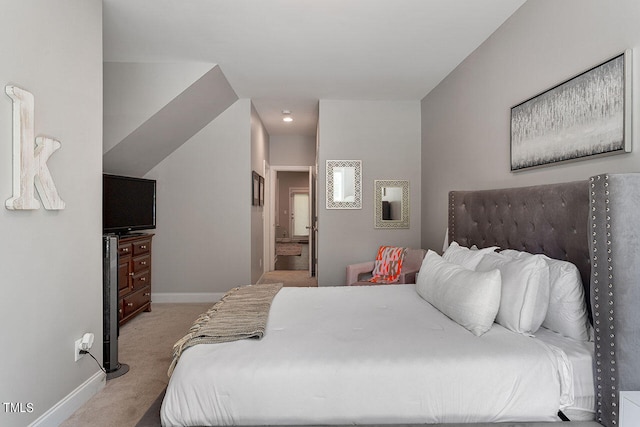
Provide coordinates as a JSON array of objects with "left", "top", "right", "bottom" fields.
[{"left": 80, "top": 350, "right": 107, "bottom": 374}]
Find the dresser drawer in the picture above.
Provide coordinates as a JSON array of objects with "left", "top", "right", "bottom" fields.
[
  {"left": 118, "top": 243, "right": 133, "bottom": 257},
  {"left": 132, "top": 254, "right": 150, "bottom": 272},
  {"left": 132, "top": 270, "right": 150, "bottom": 291},
  {"left": 122, "top": 286, "right": 151, "bottom": 317},
  {"left": 132, "top": 239, "right": 151, "bottom": 255}
]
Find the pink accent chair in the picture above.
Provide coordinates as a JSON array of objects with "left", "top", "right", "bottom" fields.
[{"left": 346, "top": 248, "right": 427, "bottom": 286}]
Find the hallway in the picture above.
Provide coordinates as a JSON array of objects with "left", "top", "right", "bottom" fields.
[
  {"left": 275, "top": 242, "right": 309, "bottom": 271},
  {"left": 258, "top": 269, "right": 317, "bottom": 287}
]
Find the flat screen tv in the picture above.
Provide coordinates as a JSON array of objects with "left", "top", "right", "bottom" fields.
[{"left": 103, "top": 174, "right": 156, "bottom": 234}]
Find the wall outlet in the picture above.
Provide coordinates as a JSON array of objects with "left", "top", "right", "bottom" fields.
[
  {"left": 74, "top": 338, "right": 85, "bottom": 362},
  {"left": 74, "top": 332, "right": 94, "bottom": 361}
]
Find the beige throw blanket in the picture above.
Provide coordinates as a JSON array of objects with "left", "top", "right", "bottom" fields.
[{"left": 168, "top": 283, "right": 283, "bottom": 376}]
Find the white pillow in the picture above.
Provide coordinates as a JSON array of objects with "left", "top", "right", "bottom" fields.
[
  {"left": 476, "top": 252, "right": 550, "bottom": 336},
  {"left": 442, "top": 241, "right": 499, "bottom": 270},
  {"left": 501, "top": 249, "right": 591, "bottom": 341},
  {"left": 416, "top": 250, "right": 501, "bottom": 336},
  {"left": 442, "top": 227, "right": 449, "bottom": 252}
]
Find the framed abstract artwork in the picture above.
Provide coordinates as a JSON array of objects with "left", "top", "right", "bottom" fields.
[{"left": 510, "top": 49, "right": 632, "bottom": 171}]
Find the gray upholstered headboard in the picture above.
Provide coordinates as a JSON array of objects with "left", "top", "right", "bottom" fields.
[
  {"left": 448, "top": 174, "right": 640, "bottom": 427},
  {"left": 589, "top": 174, "right": 640, "bottom": 427},
  {"left": 448, "top": 180, "right": 592, "bottom": 318}
]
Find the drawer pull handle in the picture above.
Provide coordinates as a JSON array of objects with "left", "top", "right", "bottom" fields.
[
  {"left": 127, "top": 302, "right": 134, "bottom": 307},
  {"left": 140, "top": 261, "right": 147, "bottom": 266},
  {"left": 119, "top": 309, "right": 123, "bottom": 313},
  {"left": 140, "top": 277, "right": 146, "bottom": 282},
  {"left": 129, "top": 272, "right": 135, "bottom": 276},
  {"left": 123, "top": 248, "right": 129, "bottom": 252},
  {"left": 144, "top": 292, "right": 151, "bottom": 296},
  {"left": 140, "top": 245, "right": 147, "bottom": 249}
]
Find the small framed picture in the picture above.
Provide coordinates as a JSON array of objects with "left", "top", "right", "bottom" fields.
[
  {"left": 259, "top": 175, "right": 265, "bottom": 206},
  {"left": 252, "top": 171, "right": 260, "bottom": 206}
]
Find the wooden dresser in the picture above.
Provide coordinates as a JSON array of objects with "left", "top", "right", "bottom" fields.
[{"left": 117, "top": 234, "right": 153, "bottom": 326}]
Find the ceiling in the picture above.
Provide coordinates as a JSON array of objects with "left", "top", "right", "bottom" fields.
[{"left": 103, "top": 0, "right": 525, "bottom": 137}]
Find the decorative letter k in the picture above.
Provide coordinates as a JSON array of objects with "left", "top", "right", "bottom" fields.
[{"left": 5, "top": 85, "right": 65, "bottom": 210}]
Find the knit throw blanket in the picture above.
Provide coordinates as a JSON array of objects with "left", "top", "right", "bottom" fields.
[{"left": 168, "top": 283, "right": 283, "bottom": 377}]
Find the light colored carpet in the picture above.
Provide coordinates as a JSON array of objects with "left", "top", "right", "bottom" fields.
[
  {"left": 257, "top": 270, "right": 317, "bottom": 287},
  {"left": 61, "top": 303, "right": 210, "bottom": 427}
]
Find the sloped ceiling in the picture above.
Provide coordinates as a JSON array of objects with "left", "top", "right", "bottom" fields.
[
  {"left": 103, "top": 65, "right": 238, "bottom": 177},
  {"left": 103, "top": 0, "right": 526, "bottom": 137}
]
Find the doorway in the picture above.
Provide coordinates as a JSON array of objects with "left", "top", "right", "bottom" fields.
[{"left": 268, "top": 166, "right": 317, "bottom": 279}]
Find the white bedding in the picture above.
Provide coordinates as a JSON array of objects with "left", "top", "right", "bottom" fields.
[
  {"left": 535, "top": 327, "right": 595, "bottom": 420},
  {"left": 162, "top": 285, "right": 590, "bottom": 426}
]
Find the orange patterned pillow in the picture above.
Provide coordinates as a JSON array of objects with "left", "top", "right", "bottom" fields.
[{"left": 369, "top": 246, "right": 406, "bottom": 283}]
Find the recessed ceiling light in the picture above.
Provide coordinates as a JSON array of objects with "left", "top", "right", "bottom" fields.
[{"left": 282, "top": 110, "right": 293, "bottom": 123}]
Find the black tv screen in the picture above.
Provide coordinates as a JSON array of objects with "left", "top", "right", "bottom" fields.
[{"left": 103, "top": 174, "right": 156, "bottom": 234}]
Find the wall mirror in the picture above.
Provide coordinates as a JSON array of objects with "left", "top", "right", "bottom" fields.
[
  {"left": 326, "top": 160, "right": 362, "bottom": 209},
  {"left": 374, "top": 179, "right": 409, "bottom": 229}
]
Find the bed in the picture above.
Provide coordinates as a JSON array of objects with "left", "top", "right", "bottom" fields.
[{"left": 161, "top": 173, "right": 640, "bottom": 427}]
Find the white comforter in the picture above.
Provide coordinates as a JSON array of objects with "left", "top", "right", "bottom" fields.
[{"left": 161, "top": 285, "right": 578, "bottom": 426}]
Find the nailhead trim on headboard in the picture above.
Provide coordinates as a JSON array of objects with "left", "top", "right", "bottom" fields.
[{"left": 590, "top": 174, "right": 619, "bottom": 426}]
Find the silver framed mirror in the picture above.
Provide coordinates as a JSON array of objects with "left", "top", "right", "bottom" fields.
[
  {"left": 374, "top": 179, "right": 409, "bottom": 229},
  {"left": 326, "top": 160, "right": 362, "bottom": 209}
]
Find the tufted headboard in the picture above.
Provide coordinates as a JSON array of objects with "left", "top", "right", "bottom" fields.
[
  {"left": 447, "top": 175, "right": 640, "bottom": 427},
  {"left": 448, "top": 180, "right": 592, "bottom": 319}
]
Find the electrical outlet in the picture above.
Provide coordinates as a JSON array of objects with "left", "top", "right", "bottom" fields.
[{"left": 74, "top": 338, "right": 85, "bottom": 362}]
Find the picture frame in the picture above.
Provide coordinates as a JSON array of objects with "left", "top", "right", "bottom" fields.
[
  {"left": 252, "top": 171, "right": 260, "bottom": 206},
  {"left": 259, "top": 175, "right": 265, "bottom": 206},
  {"left": 510, "top": 49, "right": 632, "bottom": 171}
]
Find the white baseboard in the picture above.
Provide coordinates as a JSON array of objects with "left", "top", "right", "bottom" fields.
[
  {"left": 152, "top": 292, "right": 223, "bottom": 303},
  {"left": 29, "top": 370, "right": 105, "bottom": 427}
]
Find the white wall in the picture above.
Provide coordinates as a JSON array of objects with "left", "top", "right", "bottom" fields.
[
  {"left": 0, "top": 1, "right": 103, "bottom": 426},
  {"left": 146, "top": 99, "right": 252, "bottom": 299},
  {"left": 421, "top": 0, "right": 640, "bottom": 252},
  {"left": 318, "top": 100, "right": 422, "bottom": 285},
  {"left": 270, "top": 134, "right": 316, "bottom": 166}
]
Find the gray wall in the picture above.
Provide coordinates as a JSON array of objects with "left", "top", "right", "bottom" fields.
[
  {"left": 270, "top": 134, "right": 316, "bottom": 166},
  {"left": 103, "top": 62, "right": 213, "bottom": 153},
  {"left": 251, "top": 103, "right": 269, "bottom": 283},
  {"left": 421, "top": 0, "right": 640, "bottom": 252},
  {"left": 145, "top": 100, "right": 253, "bottom": 296},
  {"left": 0, "top": 1, "right": 103, "bottom": 426},
  {"left": 318, "top": 100, "right": 422, "bottom": 285}
]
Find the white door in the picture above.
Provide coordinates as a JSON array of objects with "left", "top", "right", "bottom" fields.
[{"left": 290, "top": 190, "right": 309, "bottom": 239}]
